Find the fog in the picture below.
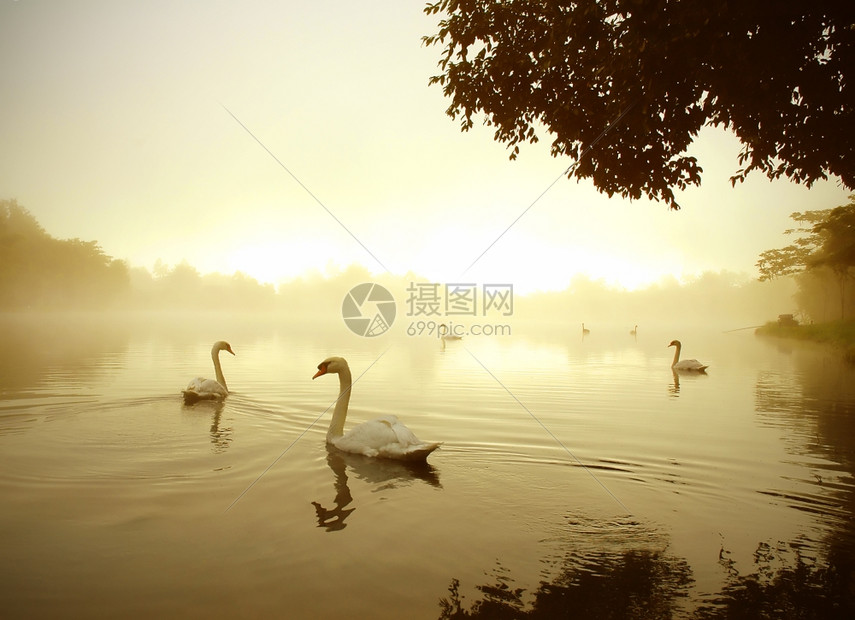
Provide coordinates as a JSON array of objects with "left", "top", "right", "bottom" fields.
[{"left": 0, "top": 197, "right": 805, "bottom": 335}]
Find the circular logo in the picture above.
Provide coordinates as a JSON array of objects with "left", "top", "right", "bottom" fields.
[{"left": 342, "top": 283, "right": 396, "bottom": 337}]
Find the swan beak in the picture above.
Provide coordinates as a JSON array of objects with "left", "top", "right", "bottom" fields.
[{"left": 312, "top": 368, "right": 327, "bottom": 380}]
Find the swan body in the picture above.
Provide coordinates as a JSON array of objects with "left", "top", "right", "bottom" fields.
[
  {"left": 182, "top": 341, "right": 235, "bottom": 404},
  {"left": 313, "top": 356, "right": 441, "bottom": 461},
  {"left": 668, "top": 340, "right": 708, "bottom": 372},
  {"left": 582, "top": 323, "right": 590, "bottom": 335},
  {"left": 439, "top": 323, "right": 461, "bottom": 341}
]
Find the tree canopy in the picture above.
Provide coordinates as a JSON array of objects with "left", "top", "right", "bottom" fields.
[
  {"left": 756, "top": 209, "right": 830, "bottom": 282},
  {"left": 757, "top": 196, "right": 855, "bottom": 281},
  {"left": 0, "top": 199, "right": 130, "bottom": 309},
  {"left": 0, "top": 199, "right": 280, "bottom": 312},
  {"left": 423, "top": 0, "right": 855, "bottom": 208},
  {"left": 757, "top": 195, "right": 855, "bottom": 319}
]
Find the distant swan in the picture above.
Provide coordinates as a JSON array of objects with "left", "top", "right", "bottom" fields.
[
  {"left": 630, "top": 325, "right": 638, "bottom": 336},
  {"left": 582, "top": 323, "right": 590, "bottom": 335},
  {"left": 439, "top": 323, "right": 461, "bottom": 341},
  {"left": 668, "top": 340, "right": 708, "bottom": 372},
  {"left": 182, "top": 341, "right": 235, "bottom": 404},
  {"left": 313, "top": 356, "right": 441, "bottom": 461}
]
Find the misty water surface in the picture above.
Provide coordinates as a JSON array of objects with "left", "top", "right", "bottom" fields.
[{"left": 1, "top": 313, "right": 853, "bottom": 618}]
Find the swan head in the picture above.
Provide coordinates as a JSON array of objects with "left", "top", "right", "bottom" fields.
[
  {"left": 213, "top": 341, "right": 235, "bottom": 355},
  {"left": 313, "top": 356, "right": 348, "bottom": 379},
  {"left": 667, "top": 340, "right": 681, "bottom": 348}
]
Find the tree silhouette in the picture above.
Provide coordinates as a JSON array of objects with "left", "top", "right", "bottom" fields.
[
  {"left": 439, "top": 550, "right": 693, "bottom": 619},
  {"left": 0, "top": 199, "right": 129, "bottom": 309},
  {"left": 757, "top": 196, "right": 855, "bottom": 319},
  {"left": 423, "top": 1, "right": 854, "bottom": 208},
  {"left": 756, "top": 210, "right": 830, "bottom": 282},
  {"left": 695, "top": 543, "right": 855, "bottom": 619},
  {"left": 438, "top": 542, "right": 854, "bottom": 619}
]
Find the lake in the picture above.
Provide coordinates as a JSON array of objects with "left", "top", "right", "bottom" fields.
[{"left": 1, "top": 313, "right": 854, "bottom": 618}]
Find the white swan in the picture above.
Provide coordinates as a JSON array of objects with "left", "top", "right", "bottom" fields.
[
  {"left": 582, "top": 323, "right": 590, "bottom": 335},
  {"left": 439, "top": 323, "right": 461, "bottom": 341},
  {"left": 630, "top": 325, "right": 638, "bottom": 336},
  {"left": 182, "top": 341, "right": 235, "bottom": 404},
  {"left": 668, "top": 340, "right": 708, "bottom": 372},
  {"left": 312, "top": 356, "right": 441, "bottom": 461}
]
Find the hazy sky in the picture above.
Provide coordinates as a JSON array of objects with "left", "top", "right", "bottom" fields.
[{"left": 1, "top": 1, "right": 851, "bottom": 294}]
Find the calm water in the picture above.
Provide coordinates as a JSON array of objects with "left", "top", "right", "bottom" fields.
[{"left": 1, "top": 314, "right": 854, "bottom": 618}]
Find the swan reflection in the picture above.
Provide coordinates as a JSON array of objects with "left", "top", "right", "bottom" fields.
[
  {"left": 669, "top": 370, "right": 680, "bottom": 397},
  {"left": 181, "top": 399, "right": 232, "bottom": 453},
  {"left": 312, "top": 446, "right": 441, "bottom": 532},
  {"left": 669, "top": 367, "right": 709, "bottom": 398}
]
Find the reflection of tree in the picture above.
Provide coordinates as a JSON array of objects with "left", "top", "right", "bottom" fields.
[
  {"left": 437, "top": 516, "right": 694, "bottom": 618},
  {"left": 752, "top": 349, "right": 855, "bottom": 619},
  {"left": 437, "top": 522, "right": 855, "bottom": 618},
  {"left": 439, "top": 524, "right": 693, "bottom": 619},
  {"left": 695, "top": 541, "right": 855, "bottom": 619},
  {"left": 312, "top": 447, "right": 441, "bottom": 532}
]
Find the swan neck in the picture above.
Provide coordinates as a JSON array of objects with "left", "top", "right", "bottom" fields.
[
  {"left": 328, "top": 366, "right": 352, "bottom": 441},
  {"left": 212, "top": 347, "right": 228, "bottom": 392},
  {"left": 671, "top": 343, "right": 681, "bottom": 368}
]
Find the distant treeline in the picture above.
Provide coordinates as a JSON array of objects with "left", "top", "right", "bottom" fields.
[
  {"left": 1, "top": 199, "right": 796, "bottom": 326},
  {"left": 757, "top": 196, "right": 855, "bottom": 323},
  {"left": 1, "top": 200, "right": 129, "bottom": 309},
  {"left": 0, "top": 200, "right": 279, "bottom": 312},
  {"left": 515, "top": 271, "right": 796, "bottom": 329}
]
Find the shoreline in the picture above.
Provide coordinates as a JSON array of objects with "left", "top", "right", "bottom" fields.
[{"left": 755, "top": 320, "right": 855, "bottom": 362}]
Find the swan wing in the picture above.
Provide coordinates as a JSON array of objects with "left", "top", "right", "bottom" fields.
[
  {"left": 185, "top": 377, "right": 207, "bottom": 392},
  {"left": 334, "top": 418, "right": 400, "bottom": 456},
  {"left": 185, "top": 377, "right": 228, "bottom": 395},
  {"left": 198, "top": 378, "right": 228, "bottom": 394},
  {"left": 379, "top": 441, "right": 442, "bottom": 461},
  {"left": 673, "top": 359, "right": 708, "bottom": 371},
  {"left": 334, "top": 416, "right": 441, "bottom": 461},
  {"left": 182, "top": 377, "right": 228, "bottom": 404}
]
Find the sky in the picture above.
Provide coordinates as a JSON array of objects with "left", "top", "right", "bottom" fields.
[{"left": 1, "top": 0, "right": 851, "bottom": 295}]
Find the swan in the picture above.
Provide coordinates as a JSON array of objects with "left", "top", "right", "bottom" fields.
[
  {"left": 312, "top": 356, "right": 441, "bottom": 461},
  {"left": 582, "top": 323, "right": 590, "bottom": 335},
  {"left": 182, "top": 341, "right": 235, "bottom": 404},
  {"left": 630, "top": 325, "right": 638, "bottom": 336},
  {"left": 668, "top": 340, "right": 708, "bottom": 372},
  {"left": 439, "top": 323, "right": 461, "bottom": 340}
]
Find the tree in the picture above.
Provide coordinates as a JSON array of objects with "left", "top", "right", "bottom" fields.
[
  {"left": 0, "top": 199, "right": 130, "bottom": 309},
  {"left": 757, "top": 196, "right": 855, "bottom": 320},
  {"left": 810, "top": 202, "right": 855, "bottom": 319},
  {"left": 756, "top": 209, "right": 830, "bottom": 282},
  {"left": 423, "top": 0, "right": 855, "bottom": 208}
]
